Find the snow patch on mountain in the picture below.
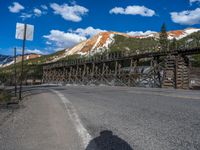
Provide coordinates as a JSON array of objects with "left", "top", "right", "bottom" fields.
[
  {"left": 104, "top": 34, "right": 115, "bottom": 49},
  {"left": 91, "top": 35, "right": 103, "bottom": 54},
  {"left": 2, "top": 60, "right": 14, "bottom": 67},
  {"left": 88, "top": 33, "right": 115, "bottom": 56},
  {"left": 185, "top": 28, "right": 200, "bottom": 35},
  {"left": 66, "top": 41, "right": 88, "bottom": 56},
  {"left": 168, "top": 28, "right": 200, "bottom": 40}
]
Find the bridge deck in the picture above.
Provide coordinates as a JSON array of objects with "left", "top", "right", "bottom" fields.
[{"left": 43, "top": 47, "right": 200, "bottom": 69}]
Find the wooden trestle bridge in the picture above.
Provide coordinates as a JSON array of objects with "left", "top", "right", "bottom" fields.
[{"left": 42, "top": 47, "right": 200, "bottom": 89}]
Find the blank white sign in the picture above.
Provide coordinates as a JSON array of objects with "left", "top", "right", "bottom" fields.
[{"left": 15, "top": 23, "right": 34, "bottom": 41}]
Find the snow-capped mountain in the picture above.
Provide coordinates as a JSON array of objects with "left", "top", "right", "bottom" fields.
[
  {"left": 0, "top": 55, "right": 13, "bottom": 67},
  {"left": 48, "top": 32, "right": 126, "bottom": 63},
  {"left": 0, "top": 53, "right": 41, "bottom": 68},
  {"left": 58, "top": 28, "right": 200, "bottom": 58},
  {"left": 134, "top": 28, "right": 200, "bottom": 40},
  {"left": 166, "top": 28, "right": 200, "bottom": 40},
  {"left": 65, "top": 32, "right": 118, "bottom": 56}
]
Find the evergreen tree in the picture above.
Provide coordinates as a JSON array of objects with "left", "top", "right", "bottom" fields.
[
  {"left": 195, "top": 34, "right": 200, "bottom": 47},
  {"left": 159, "top": 23, "right": 169, "bottom": 51},
  {"left": 170, "top": 38, "right": 177, "bottom": 50}
]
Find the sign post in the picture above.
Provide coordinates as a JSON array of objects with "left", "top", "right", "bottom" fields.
[
  {"left": 14, "top": 47, "right": 17, "bottom": 97},
  {"left": 15, "top": 23, "right": 34, "bottom": 100}
]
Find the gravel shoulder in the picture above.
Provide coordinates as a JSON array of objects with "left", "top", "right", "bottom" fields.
[{"left": 0, "top": 89, "right": 82, "bottom": 150}]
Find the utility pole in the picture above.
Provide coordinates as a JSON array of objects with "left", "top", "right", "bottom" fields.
[
  {"left": 14, "top": 47, "right": 17, "bottom": 97},
  {"left": 19, "top": 24, "right": 27, "bottom": 100}
]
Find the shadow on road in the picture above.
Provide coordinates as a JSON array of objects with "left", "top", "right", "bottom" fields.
[{"left": 86, "top": 130, "right": 133, "bottom": 150}]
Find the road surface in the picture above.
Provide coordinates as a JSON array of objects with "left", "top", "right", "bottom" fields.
[{"left": 0, "top": 85, "right": 200, "bottom": 150}]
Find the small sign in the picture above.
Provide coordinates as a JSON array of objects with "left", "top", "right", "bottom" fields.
[{"left": 15, "top": 23, "right": 34, "bottom": 41}]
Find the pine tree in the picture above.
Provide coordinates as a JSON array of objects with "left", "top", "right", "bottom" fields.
[
  {"left": 170, "top": 38, "right": 177, "bottom": 50},
  {"left": 159, "top": 23, "right": 169, "bottom": 51}
]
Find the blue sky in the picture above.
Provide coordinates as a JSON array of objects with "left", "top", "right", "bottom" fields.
[{"left": 1, "top": 0, "right": 200, "bottom": 55}]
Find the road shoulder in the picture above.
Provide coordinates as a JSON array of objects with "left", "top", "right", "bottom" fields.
[{"left": 0, "top": 90, "right": 82, "bottom": 150}]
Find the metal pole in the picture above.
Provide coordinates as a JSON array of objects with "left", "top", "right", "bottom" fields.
[
  {"left": 19, "top": 24, "right": 27, "bottom": 100},
  {"left": 14, "top": 47, "right": 17, "bottom": 97}
]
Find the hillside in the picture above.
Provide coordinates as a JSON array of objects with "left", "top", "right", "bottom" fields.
[
  {"left": 0, "top": 55, "right": 13, "bottom": 67},
  {"left": 44, "top": 28, "right": 200, "bottom": 63},
  {"left": 176, "top": 30, "right": 200, "bottom": 66},
  {"left": 0, "top": 53, "right": 41, "bottom": 68},
  {"left": 1, "top": 28, "right": 200, "bottom": 67},
  {"left": 109, "top": 35, "right": 158, "bottom": 53}
]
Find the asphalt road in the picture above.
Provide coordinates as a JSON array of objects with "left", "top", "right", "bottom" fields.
[{"left": 0, "top": 85, "right": 200, "bottom": 150}]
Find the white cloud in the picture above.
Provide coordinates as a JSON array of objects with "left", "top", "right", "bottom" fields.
[
  {"left": 127, "top": 30, "right": 156, "bottom": 36},
  {"left": 171, "top": 8, "right": 200, "bottom": 25},
  {"left": 43, "top": 27, "right": 107, "bottom": 50},
  {"left": 190, "top": 0, "right": 200, "bottom": 4},
  {"left": 46, "top": 41, "right": 52, "bottom": 45},
  {"left": 110, "top": 7, "right": 124, "bottom": 14},
  {"left": 20, "top": 13, "right": 32, "bottom": 20},
  {"left": 8, "top": 2, "right": 24, "bottom": 13},
  {"left": 20, "top": 8, "right": 46, "bottom": 20},
  {"left": 110, "top": 5, "right": 155, "bottom": 17},
  {"left": 27, "top": 49, "right": 47, "bottom": 55},
  {"left": 71, "top": 26, "right": 107, "bottom": 37},
  {"left": 34, "top": 8, "right": 42, "bottom": 17},
  {"left": 43, "top": 30, "right": 87, "bottom": 49},
  {"left": 41, "top": 5, "right": 48, "bottom": 10},
  {"left": 50, "top": 3, "right": 89, "bottom": 22}
]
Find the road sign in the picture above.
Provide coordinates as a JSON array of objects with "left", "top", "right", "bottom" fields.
[
  {"left": 15, "top": 23, "right": 34, "bottom": 100},
  {"left": 15, "top": 23, "right": 34, "bottom": 41}
]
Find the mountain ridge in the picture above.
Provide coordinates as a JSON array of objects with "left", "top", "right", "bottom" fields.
[
  {"left": 59, "top": 28, "right": 200, "bottom": 59},
  {"left": 0, "top": 53, "right": 41, "bottom": 67},
  {"left": 1, "top": 28, "right": 200, "bottom": 67}
]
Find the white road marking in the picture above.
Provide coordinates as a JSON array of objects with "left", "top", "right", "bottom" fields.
[{"left": 51, "top": 90, "right": 92, "bottom": 148}]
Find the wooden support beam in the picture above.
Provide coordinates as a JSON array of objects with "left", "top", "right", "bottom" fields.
[
  {"left": 42, "top": 47, "right": 194, "bottom": 89},
  {"left": 129, "top": 59, "right": 133, "bottom": 77}
]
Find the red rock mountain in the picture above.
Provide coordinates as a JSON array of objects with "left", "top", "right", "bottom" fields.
[{"left": 62, "top": 28, "right": 200, "bottom": 57}]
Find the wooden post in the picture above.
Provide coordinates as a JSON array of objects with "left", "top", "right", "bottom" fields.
[
  {"left": 115, "top": 61, "right": 118, "bottom": 76},
  {"left": 128, "top": 59, "right": 133, "bottom": 86},
  {"left": 174, "top": 56, "right": 178, "bottom": 89},
  {"left": 156, "top": 57, "right": 162, "bottom": 88},
  {"left": 92, "top": 63, "right": 95, "bottom": 78},
  {"left": 99, "top": 63, "right": 105, "bottom": 83}
]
